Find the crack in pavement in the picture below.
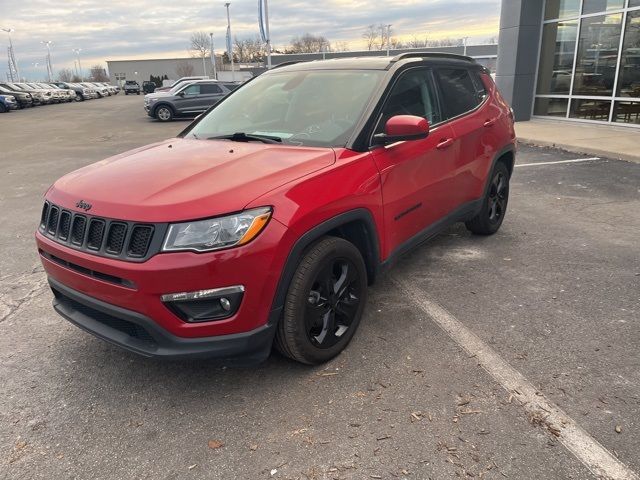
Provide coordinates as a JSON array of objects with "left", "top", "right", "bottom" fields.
[{"left": 0, "top": 266, "right": 48, "bottom": 323}]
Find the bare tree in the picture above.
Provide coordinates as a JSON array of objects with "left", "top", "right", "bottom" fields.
[
  {"left": 57, "top": 68, "right": 74, "bottom": 82},
  {"left": 89, "top": 65, "right": 109, "bottom": 82},
  {"left": 234, "top": 35, "right": 266, "bottom": 63},
  {"left": 71, "top": 74, "right": 82, "bottom": 82},
  {"left": 176, "top": 61, "right": 195, "bottom": 78},
  {"left": 333, "top": 41, "right": 350, "bottom": 52},
  {"left": 190, "top": 31, "right": 211, "bottom": 74},
  {"left": 362, "top": 24, "right": 390, "bottom": 51},
  {"left": 289, "top": 33, "right": 329, "bottom": 53},
  {"left": 362, "top": 24, "right": 379, "bottom": 51},
  {"left": 407, "top": 35, "right": 428, "bottom": 48}
]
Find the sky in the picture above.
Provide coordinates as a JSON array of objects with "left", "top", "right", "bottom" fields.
[{"left": 0, "top": 0, "right": 501, "bottom": 81}]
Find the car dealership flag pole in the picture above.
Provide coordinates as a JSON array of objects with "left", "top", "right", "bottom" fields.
[
  {"left": 258, "top": 0, "right": 272, "bottom": 69},
  {"left": 225, "top": 2, "right": 235, "bottom": 82},
  {"left": 210, "top": 32, "right": 217, "bottom": 80}
]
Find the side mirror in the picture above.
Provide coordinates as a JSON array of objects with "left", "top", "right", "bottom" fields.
[
  {"left": 177, "top": 91, "right": 185, "bottom": 97},
  {"left": 373, "top": 115, "right": 430, "bottom": 145}
]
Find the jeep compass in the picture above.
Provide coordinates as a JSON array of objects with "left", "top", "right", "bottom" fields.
[{"left": 36, "top": 53, "right": 516, "bottom": 365}]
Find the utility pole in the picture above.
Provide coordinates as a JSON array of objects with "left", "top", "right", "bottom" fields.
[
  {"left": 2, "top": 28, "right": 20, "bottom": 82},
  {"left": 386, "top": 24, "right": 392, "bottom": 56},
  {"left": 264, "top": 0, "right": 272, "bottom": 69},
  {"left": 210, "top": 32, "right": 217, "bottom": 79},
  {"left": 225, "top": 3, "right": 235, "bottom": 81},
  {"left": 41, "top": 40, "right": 53, "bottom": 82},
  {"left": 463, "top": 37, "right": 469, "bottom": 56},
  {"left": 73, "top": 48, "right": 83, "bottom": 80}
]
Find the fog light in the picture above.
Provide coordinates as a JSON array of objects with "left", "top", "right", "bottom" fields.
[{"left": 161, "top": 286, "right": 244, "bottom": 323}]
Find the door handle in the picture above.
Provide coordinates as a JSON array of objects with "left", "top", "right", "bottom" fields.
[
  {"left": 436, "top": 138, "right": 454, "bottom": 150},
  {"left": 484, "top": 118, "right": 497, "bottom": 127}
]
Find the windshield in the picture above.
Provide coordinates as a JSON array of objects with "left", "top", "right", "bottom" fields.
[{"left": 185, "top": 70, "right": 384, "bottom": 148}]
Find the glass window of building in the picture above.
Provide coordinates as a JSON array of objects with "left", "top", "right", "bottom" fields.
[
  {"left": 582, "top": 0, "right": 625, "bottom": 15},
  {"left": 613, "top": 101, "right": 640, "bottom": 123},
  {"left": 628, "top": 0, "right": 640, "bottom": 7},
  {"left": 569, "top": 99, "right": 611, "bottom": 120},
  {"left": 616, "top": 11, "right": 640, "bottom": 98},
  {"left": 534, "top": 98, "right": 569, "bottom": 117},
  {"left": 545, "top": 0, "right": 581, "bottom": 20},
  {"left": 536, "top": 21, "right": 578, "bottom": 94},
  {"left": 572, "top": 13, "right": 623, "bottom": 96}
]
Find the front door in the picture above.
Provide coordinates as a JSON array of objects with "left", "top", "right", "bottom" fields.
[{"left": 369, "top": 68, "right": 458, "bottom": 257}]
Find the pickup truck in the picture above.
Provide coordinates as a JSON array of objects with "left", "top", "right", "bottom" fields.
[{"left": 124, "top": 81, "right": 141, "bottom": 95}]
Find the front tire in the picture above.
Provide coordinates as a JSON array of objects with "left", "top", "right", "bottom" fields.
[
  {"left": 275, "top": 237, "right": 368, "bottom": 365},
  {"left": 155, "top": 105, "right": 174, "bottom": 122},
  {"left": 465, "top": 162, "right": 510, "bottom": 235}
]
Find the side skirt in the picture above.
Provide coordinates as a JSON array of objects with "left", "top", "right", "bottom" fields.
[{"left": 380, "top": 198, "right": 483, "bottom": 272}]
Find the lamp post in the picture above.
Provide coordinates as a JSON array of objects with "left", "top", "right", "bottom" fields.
[
  {"left": 386, "top": 24, "right": 392, "bottom": 56},
  {"left": 41, "top": 40, "right": 53, "bottom": 82},
  {"left": 73, "top": 48, "right": 83, "bottom": 80},
  {"left": 264, "top": 0, "right": 272, "bottom": 69},
  {"left": 1, "top": 27, "right": 20, "bottom": 81},
  {"left": 462, "top": 37, "right": 469, "bottom": 56},
  {"left": 224, "top": 2, "right": 235, "bottom": 81},
  {"left": 210, "top": 32, "right": 217, "bottom": 80}
]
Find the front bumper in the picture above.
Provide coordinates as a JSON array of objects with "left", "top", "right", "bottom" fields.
[
  {"left": 4, "top": 101, "right": 18, "bottom": 110},
  {"left": 50, "top": 278, "right": 276, "bottom": 361}
]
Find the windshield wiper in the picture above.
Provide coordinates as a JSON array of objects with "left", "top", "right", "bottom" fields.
[{"left": 207, "top": 132, "right": 282, "bottom": 144}]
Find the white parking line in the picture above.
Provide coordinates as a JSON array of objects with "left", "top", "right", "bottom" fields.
[
  {"left": 515, "top": 157, "right": 602, "bottom": 168},
  {"left": 391, "top": 276, "right": 639, "bottom": 480}
]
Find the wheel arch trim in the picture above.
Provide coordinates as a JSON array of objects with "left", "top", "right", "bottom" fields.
[{"left": 268, "top": 209, "right": 381, "bottom": 324}]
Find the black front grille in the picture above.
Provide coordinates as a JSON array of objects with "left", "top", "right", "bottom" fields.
[
  {"left": 39, "top": 201, "right": 164, "bottom": 262},
  {"left": 71, "top": 215, "right": 86, "bottom": 245},
  {"left": 47, "top": 206, "right": 59, "bottom": 234},
  {"left": 58, "top": 211, "right": 72, "bottom": 241},
  {"left": 106, "top": 223, "right": 127, "bottom": 254},
  {"left": 87, "top": 219, "right": 105, "bottom": 250},
  {"left": 128, "top": 226, "right": 154, "bottom": 257}
]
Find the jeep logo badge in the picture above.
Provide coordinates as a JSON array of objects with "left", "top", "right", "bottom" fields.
[{"left": 76, "top": 200, "right": 92, "bottom": 211}]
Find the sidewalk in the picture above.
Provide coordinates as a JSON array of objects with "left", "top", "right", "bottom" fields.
[{"left": 515, "top": 118, "right": 640, "bottom": 163}]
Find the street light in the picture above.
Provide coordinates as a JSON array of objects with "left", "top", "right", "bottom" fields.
[
  {"left": 210, "top": 32, "right": 217, "bottom": 80},
  {"left": 1, "top": 27, "right": 20, "bottom": 81},
  {"left": 73, "top": 48, "right": 83, "bottom": 80},
  {"left": 41, "top": 40, "right": 53, "bottom": 82},
  {"left": 386, "top": 24, "right": 392, "bottom": 57},
  {"left": 224, "top": 2, "right": 235, "bottom": 81}
]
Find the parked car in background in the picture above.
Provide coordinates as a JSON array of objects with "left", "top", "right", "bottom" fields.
[
  {"left": 100, "top": 83, "right": 119, "bottom": 95},
  {"left": 81, "top": 82, "right": 109, "bottom": 98},
  {"left": 0, "top": 94, "right": 18, "bottom": 112},
  {"left": 41, "top": 83, "right": 76, "bottom": 102},
  {"left": 142, "top": 81, "right": 156, "bottom": 94},
  {"left": 154, "top": 76, "right": 208, "bottom": 93},
  {"left": 54, "top": 82, "right": 96, "bottom": 101},
  {"left": 124, "top": 80, "right": 141, "bottom": 95},
  {"left": 0, "top": 85, "right": 33, "bottom": 108},
  {"left": 1, "top": 82, "right": 52, "bottom": 104},
  {"left": 144, "top": 80, "right": 235, "bottom": 121},
  {"left": 23, "top": 83, "right": 64, "bottom": 103}
]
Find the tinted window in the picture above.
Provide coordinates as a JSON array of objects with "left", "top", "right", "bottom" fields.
[
  {"left": 201, "top": 83, "right": 223, "bottom": 94},
  {"left": 436, "top": 68, "right": 481, "bottom": 118},
  {"left": 222, "top": 83, "right": 240, "bottom": 91},
  {"left": 181, "top": 84, "right": 201, "bottom": 95},
  {"left": 376, "top": 68, "right": 441, "bottom": 134}
]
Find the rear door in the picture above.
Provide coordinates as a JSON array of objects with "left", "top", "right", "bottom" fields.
[
  {"left": 369, "top": 67, "right": 458, "bottom": 256},
  {"left": 434, "top": 67, "right": 495, "bottom": 204},
  {"left": 196, "top": 83, "right": 226, "bottom": 111}
]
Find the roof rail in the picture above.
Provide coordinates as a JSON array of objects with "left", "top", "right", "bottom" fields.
[
  {"left": 389, "top": 52, "right": 475, "bottom": 65},
  {"left": 270, "top": 60, "right": 303, "bottom": 70}
]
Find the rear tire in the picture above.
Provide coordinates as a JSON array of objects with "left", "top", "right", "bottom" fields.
[
  {"left": 275, "top": 236, "right": 368, "bottom": 365},
  {"left": 465, "top": 162, "right": 510, "bottom": 235}
]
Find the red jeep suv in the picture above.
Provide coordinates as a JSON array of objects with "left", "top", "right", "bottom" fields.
[{"left": 36, "top": 53, "right": 516, "bottom": 365}]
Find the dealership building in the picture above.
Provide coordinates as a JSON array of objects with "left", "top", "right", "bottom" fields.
[{"left": 497, "top": 0, "right": 640, "bottom": 127}]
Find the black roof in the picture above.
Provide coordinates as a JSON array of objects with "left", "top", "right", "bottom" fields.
[{"left": 270, "top": 52, "right": 478, "bottom": 73}]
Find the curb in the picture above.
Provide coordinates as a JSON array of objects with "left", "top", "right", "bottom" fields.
[{"left": 517, "top": 138, "right": 640, "bottom": 164}]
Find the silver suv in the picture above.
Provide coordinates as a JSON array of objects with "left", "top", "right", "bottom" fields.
[{"left": 144, "top": 80, "right": 239, "bottom": 122}]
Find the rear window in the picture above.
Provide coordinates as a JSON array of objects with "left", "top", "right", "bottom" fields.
[
  {"left": 436, "top": 68, "right": 482, "bottom": 119},
  {"left": 201, "top": 84, "right": 223, "bottom": 94}
]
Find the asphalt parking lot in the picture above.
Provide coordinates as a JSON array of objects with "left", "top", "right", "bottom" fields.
[{"left": 1, "top": 94, "right": 639, "bottom": 480}]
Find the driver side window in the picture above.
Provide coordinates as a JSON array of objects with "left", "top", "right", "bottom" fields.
[
  {"left": 375, "top": 68, "right": 441, "bottom": 134},
  {"left": 182, "top": 84, "right": 200, "bottom": 96}
]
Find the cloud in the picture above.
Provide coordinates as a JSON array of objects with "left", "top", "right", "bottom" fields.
[{"left": 0, "top": 0, "right": 500, "bottom": 80}]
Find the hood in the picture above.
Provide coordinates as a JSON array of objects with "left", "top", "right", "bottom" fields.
[
  {"left": 145, "top": 90, "right": 172, "bottom": 100},
  {"left": 47, "top": 138, "right": 336, "bottom": 222}
]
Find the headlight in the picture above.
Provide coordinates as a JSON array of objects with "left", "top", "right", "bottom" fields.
[
  {"left": 149, "top": 98, "right": 158, "bottom": 103},
  {"left": 162, "top": 207, "right": 272, "bottom": 252}
]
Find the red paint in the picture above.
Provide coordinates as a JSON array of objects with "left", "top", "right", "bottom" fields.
[{"left": 384, "top": 115, "right": 430, "bottom": 137}]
